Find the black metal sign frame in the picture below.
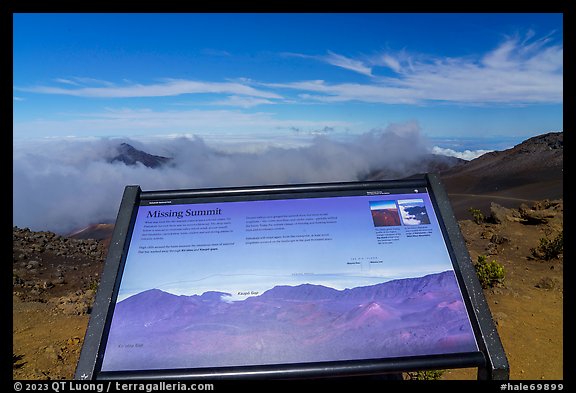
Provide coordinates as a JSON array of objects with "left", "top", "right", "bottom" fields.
[{"left": 75, "top": 174, "right": 508, "bottom": 380}]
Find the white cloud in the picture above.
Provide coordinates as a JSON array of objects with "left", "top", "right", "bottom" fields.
[
  {"left": 16, "top": 78, "right": 282, "bottom": 99},
  {"left": 53, "top": 77, "right": 115, "bottom": 87},
  {"left": 377, "top": 54, "right": 402, "bottom": 73},
  {"left": 209, "top": 95, "right": 276, "bottom": 108},
  {"left": 431, "top": 146, "right": 492, "bottom": 161},
  {"left": 276, "top": 32, "right": 562, "bottom": 106},
  {"left": 323, "top": 51, "right": 373, "bottom": 77},
  {"left": 283, "top": 51, "right": 373, "bottom": 77},
  {"left": 269, "top": 80, "right": 419, "bottom": 104},
  {"left": 53, "top": 78, "right": 81, "bottom": 86},
  {"left": 393, "top": 38, "right": 562, "bottom": 104}
]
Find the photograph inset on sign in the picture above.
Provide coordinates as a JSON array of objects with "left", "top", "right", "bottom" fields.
[
  {"left": 398, "top": 199, "right": 431, "bottom": 225},
  {"left": 369, "top": 200, "right": 401, "bottom": 227}
]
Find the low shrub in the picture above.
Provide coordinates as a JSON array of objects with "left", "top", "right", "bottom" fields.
[
  {"left": 404, "top": 369, "right": 445, "bottom": 380},
  {"left": 475, "top": 255, "right": 505, "bottom": 289},
  {"left": 531, "top": 231, "right": 563, "bottom": 260},
  {"left": 468, "top": 207, "right": 485, "bottom": 224}
]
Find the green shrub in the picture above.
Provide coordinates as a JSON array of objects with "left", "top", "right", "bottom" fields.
[
  {"left": 475, "top": 255, "right": 505, "bottom": 289},
  {"left": 88, "top": 279, "right": 100, "bottom": 292},
  {"left": 468, "top": 207, "right": 485, "bottom": 224},
  {"left": 531, "top": 231, "right": 563, "bottom": 260},
  {"left": 404, "top": 369, "right": 445, "bottom": 380}
]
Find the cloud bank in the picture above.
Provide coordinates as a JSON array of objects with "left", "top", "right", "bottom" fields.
[
  {"left": 431, "top": 146, "right": 493, "bottom": 161},
  {"left": 13, "top": 123, "right": 449, "bottom": 234}
]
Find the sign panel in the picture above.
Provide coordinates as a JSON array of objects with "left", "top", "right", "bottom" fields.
[{"left": 75, "top": 175, "right": 508, "bottom": 379}]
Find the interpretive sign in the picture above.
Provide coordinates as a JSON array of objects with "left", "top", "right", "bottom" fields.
[{"left": 75, "top": 174, "right": 508, "bottom": 380}]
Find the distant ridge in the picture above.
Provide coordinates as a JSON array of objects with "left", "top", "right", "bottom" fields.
[
  {"left": 363, "top": 153, "right": 466, "bottom": 181},
  {"left": 67, "top": 223, "right": 114, "bottom": 240},
  {"left": 440, "top": 131, "right": 563, "bottom": 219},
  {"left": 109, "top": 142, "right": 172, "bottom": 168},
  {"left": 441, "top": 132, "right": 562, "bottom": 189}
]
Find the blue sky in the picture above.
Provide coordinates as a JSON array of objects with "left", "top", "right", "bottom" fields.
[{"left": 13, "top": 13, "right": 563, "bottom": 147}]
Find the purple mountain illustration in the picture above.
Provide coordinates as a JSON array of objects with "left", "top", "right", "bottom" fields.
[{"left": 101, "top": 270, "right": 478, "bottom": 372}]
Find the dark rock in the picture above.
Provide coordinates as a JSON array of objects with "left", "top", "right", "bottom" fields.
[
  {"left": 485, "top": 243, "right": 499, "bottom": 255},
  {"left": 26, "top": 260, "right": 41, "bottom": 270},
  {"left": 42, "top": 281, "right": 54, "bottom": 290},
  {"left": 535, "top": 277, "right": 559, "bottom": 290},
  {"left": 490, "top": 234, "right": 509, "bottom": 245},
  {"left": 519, "top": 206, "right": 556, "bottom": 225},
  {"left": 489, "top": 202, "right": 519, "bottom": 224}
]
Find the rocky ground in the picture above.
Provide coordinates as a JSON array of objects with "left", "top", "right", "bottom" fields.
[
  {"left": 443, "top": 199, "right": 563, "bottom": 380},
  {"left": 12, "top": 199, "right": 563, "bottom": 380},
  {"left": 12, "top": 231, "right": 107, "bottom": 379}
]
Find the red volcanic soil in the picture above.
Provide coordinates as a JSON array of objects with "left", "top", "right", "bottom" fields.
[
  {"left": 371, "top": 208, "right": 401, "bottom": 226},
  {"left": 67, "top": 223, "right": 115, "bottom": 250}
]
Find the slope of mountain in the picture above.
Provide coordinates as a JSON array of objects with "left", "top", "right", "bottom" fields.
[
  {"left": 439, "top": 131, "right": 563, "bottom": 219},
  {"left": 101, "top": 271, "right": 477, "bottom": 372},
  {"left": 363, "top": 153, "right": 466, "bottom": 181},
  {"left": 67, "top": 223, "right": 115, "bottom": 240},
  {"left": 109, "top": 142, "right": 172, "bottom": 168},
  {"left": 441, "top": 132, "right": 562, "bottom": 193}
]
